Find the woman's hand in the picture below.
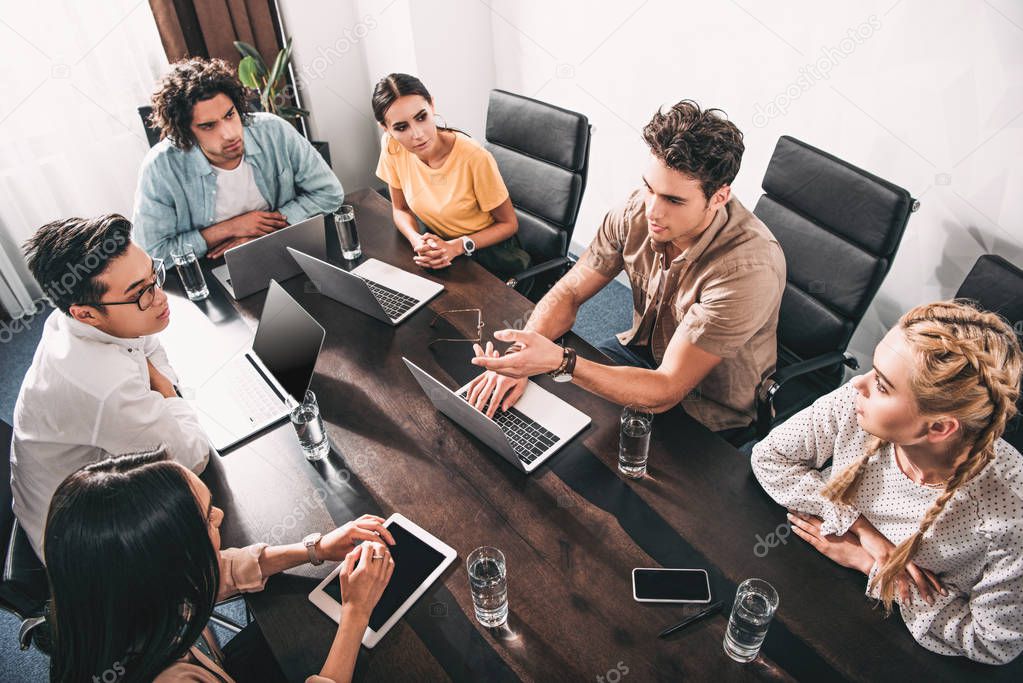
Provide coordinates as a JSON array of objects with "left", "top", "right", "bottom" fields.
[
  {"left": 787, "top": 511, "right": 875, "bottom": 575},
  {"left": 338, "top": 541, "right": 394, "bottom": 621},
  {"left": 318, "top": 514, "right": 396, "bottom": 563},
  {"left": 413, "top": 235, "right": 461, "bottom": 269},
  {"left": 850, "top": 516, "right": 945, "bottom": 605}
]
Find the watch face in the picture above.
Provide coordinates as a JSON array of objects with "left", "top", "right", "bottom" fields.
[{"left": 554, "top": 373, "right": 573, "bottom": 383}]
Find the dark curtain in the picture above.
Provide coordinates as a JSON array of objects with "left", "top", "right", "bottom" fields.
[{"left": 148, "top": 0, "right": 282, "bottom": 69}]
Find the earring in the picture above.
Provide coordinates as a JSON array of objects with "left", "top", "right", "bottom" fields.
[{"left": 435, "top": 114, "right": 448, "bottom": 129}]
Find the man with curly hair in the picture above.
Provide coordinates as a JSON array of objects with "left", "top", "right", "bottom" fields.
[
  {"left": 133, "top": 57, "right": 343, "bottom": 262},
  {"left": 467, "top": 101, "right": 785, "bottom": 444}
]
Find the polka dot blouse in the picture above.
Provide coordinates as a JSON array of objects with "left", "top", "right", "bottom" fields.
[{"left": 751, "top": 381, "right": 1023, "bottom": 665}]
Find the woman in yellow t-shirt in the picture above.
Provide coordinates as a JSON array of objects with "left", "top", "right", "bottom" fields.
[{"left": 372, "top": 73, "right": 530, "bottom": 279}]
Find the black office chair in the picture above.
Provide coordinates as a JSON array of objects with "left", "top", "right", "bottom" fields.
[
  {"left": 484, "top": 90, "right": 591, "bottom": 300},
  {"left": 955, "top": 254, "right": 1023, "bottom": 450},
  {"left": 0, "top": 420, "right": 50, "bottom": 652},
  {"left": 754, "top": 136, "right": 918, "bottom": 439}
]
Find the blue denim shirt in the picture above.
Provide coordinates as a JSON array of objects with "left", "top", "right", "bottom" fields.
[{"left": 132, "top": 113, "right": 344, "bottom": 261}]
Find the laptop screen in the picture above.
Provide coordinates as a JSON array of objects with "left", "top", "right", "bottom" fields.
[{"left": 252, "top": 281, "right": 325, "bottom": 402}]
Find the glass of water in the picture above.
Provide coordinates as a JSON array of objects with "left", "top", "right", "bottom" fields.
[
  {"left": 333, "top": 204, "right": 362, "bottom": 260},
  {"left": 723, "top": 578, "right": 779, "bottom": 663},
  {"left": 171, "top": 245, "right": 209, "bottom": 301},
  {"left": 467, "top": 546, "right": 508, "bottom": 628},
  {"left": 618, "top": 405, "right": 653, "bottom": 478},
  {"left": 290, "top": 390, "right": 329, "bottom": 461}
]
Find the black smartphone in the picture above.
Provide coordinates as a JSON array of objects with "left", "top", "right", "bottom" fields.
[{"left": 632, "top": 568, "right": 712, "bottom": 603}]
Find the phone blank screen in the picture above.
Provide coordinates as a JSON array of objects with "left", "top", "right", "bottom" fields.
[{"left": 633, "top": 569, "right": 710, "bottom": 601}]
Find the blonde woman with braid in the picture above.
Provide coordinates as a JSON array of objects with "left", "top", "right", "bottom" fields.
[{"left": 752, "top": 300, "right": 1023, "bottom": 665}]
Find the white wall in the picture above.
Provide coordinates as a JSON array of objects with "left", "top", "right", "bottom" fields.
[
  {"left": 280, "top": 0, "right": 497, "bottom": 191},
  {"left": 484, "top": 0, "right": 1023, "bottom": 366},
  {"left": 283, "top": 0, "right": 1023, "bottom": 366}
]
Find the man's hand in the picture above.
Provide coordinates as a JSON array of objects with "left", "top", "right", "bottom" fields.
[
  {"left": 147, "top": 359, "right": 176, "bottom": 399},
  {"left": 207, "top": 236, "right": 254, "bottom": 260},
  {"left": 850, "top": 515, "right": 945, "bottom": 604},
  {"left": 413, "top": 235, "right": 461, "bottom": 269},
  {"left": 470, "top": 329, "right": 564, "bottom": 379},
  {"left": 317, "top": 514, "right": 396, "bottom": 562},
  {"left": 230, "top": 210, "right": 288, "bottom": 239},
  {"left": 466, "top": 341, "right": 528, "bottom": 417},
  {"left": 787, "top": 511, "right": 875, "bottom": 575}
]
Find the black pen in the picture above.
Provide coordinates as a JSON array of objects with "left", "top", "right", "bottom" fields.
[{"left": 657, "top": 600, "right": 724, "bottom": 638}]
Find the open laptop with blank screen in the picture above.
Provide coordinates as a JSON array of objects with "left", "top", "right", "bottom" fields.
[
  {"left": 211, "top": 214, "right": 326, "bottom": 299},
  {"left": 193, "top": 280, "right": 325, "bottom": 451},
  {"left": 288, "top": 247, "right": 443, "bottom": 325}
]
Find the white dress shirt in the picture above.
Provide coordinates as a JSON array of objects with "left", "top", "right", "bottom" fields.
[
  {"left": 752, "top": 381, "right": 1023, "bottom": 665},
  {"left": 10, "top": 310, "right": 210, "bottom": 560}
]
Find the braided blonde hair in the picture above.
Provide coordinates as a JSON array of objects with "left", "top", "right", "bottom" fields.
[{"left": 820, "top": 300, "right": 1022, "bottom": 609}]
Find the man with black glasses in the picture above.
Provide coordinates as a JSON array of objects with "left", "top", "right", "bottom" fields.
[{"left": 10, "top": 214, "right": 209, "bottom": 560}]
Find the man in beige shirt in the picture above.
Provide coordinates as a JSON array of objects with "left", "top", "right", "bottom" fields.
[{"left": 468, "top": 100, "right": 785, "bottom": 443}]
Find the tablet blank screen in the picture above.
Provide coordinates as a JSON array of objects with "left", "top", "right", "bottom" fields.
[{"left": 323, "top": 522, "right": 446, "bottom": 631}]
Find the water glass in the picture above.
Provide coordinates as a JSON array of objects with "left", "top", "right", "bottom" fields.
[
  {"left": 467, "top": 546, "right": 508, "bottom": 628},
  {"left": 333, "top": 204, "right": 362, "bottom": 260},
  {"left": 723, "top": 578, "right": 779, "bottom": 662},
  {"left": 618, "top": 405, "right": 653, "bottom": 478},
  {"left": 171, "top": 245, "right": 209, "bottom": 301},
  {"left": 290, "top": 390, "right": 329, "bottom": 461}
]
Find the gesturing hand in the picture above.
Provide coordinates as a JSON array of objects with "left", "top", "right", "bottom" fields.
[
  {"left": 470, "top": 329, "right": 564, "bottom": 379},
  {"left": 466, "top": 341, "right": 528, "bottom": 417}
]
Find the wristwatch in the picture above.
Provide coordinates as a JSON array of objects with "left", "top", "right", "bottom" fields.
[
  {"left": 303, "top": 532, "right": 323, "bottom": 566},
  {"left": 461, "top": 236, "right": 476, "bottom": 256},
  {"left": 549, "top": 346, "right": 577, "bottom": 383}
]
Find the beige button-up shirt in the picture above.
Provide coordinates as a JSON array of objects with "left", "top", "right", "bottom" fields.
[{"left": 581, "top": 189, "right": 786, "bottom": 431}]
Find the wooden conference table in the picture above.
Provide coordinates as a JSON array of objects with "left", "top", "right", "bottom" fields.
[{"left": 160, "top": 189, "right": 1020, "bottom": 682}]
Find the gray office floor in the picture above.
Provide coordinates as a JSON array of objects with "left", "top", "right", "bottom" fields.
[{"left": 0, "top": 278, "right": 632, "bottom": 678}]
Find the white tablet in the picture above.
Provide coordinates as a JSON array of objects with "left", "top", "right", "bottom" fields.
[{"left": 308, "top": 513, "right": 457, "bottom": 648}]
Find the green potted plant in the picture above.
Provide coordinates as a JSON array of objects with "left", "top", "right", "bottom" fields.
[{"left": 234, "top": 38, "right": 331, "bottom": 165}]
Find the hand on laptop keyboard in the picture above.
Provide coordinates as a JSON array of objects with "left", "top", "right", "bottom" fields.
[{"left": 466, "top": 342, "right": 528, "bottom": 417}]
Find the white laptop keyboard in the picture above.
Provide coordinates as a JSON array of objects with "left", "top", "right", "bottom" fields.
[
  {"left": 458, "top": 391, "right": 560, "bottom": 464},
  {"left": 225, "top": 357, "right": 287, "bottom": 424},
  {"left": 363, "top": 279, "right": 420, "bottom": 320}
]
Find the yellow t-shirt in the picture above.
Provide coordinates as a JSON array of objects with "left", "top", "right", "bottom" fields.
[{"left": 375, "top": 132, "right": 510, "bottom": 238}]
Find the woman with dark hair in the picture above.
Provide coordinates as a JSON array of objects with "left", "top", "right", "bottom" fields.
[
  {"left": 371, "top": 73, "right": 530, "bottom": 279},
  {"left": 45, "top": 452, "right": 394, "bottom": 682}
]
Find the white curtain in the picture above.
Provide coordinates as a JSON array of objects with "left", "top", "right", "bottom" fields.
[{"left": 0, "top": 0, "right": 168, "bottom": 317}]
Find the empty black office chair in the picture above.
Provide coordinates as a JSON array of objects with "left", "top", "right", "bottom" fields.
[
  {"left": 955, "top": 254, "right": 1023, "bottom": 450},
  {"left": 0, "top": 420, "right": 50, "bottom": 652},
  {"left": 754, "top": 136, "right": 918, "bottom": 439},
  {"left": 484, "top": 90, "right": 591, "bottom": 300}
]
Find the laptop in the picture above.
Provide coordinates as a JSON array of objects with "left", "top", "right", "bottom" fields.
[
  {"left": 402, "top": 358, "right": 590, "bottom": 473},
  {"left": 211, "top": 214, "right": 326, "bottom": 299},
  {"left": 193, "top": 280, "right": 325, "bottom": 451},
  {"left": 287, "top": 247, "right": 444, "bottom": 325}
]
